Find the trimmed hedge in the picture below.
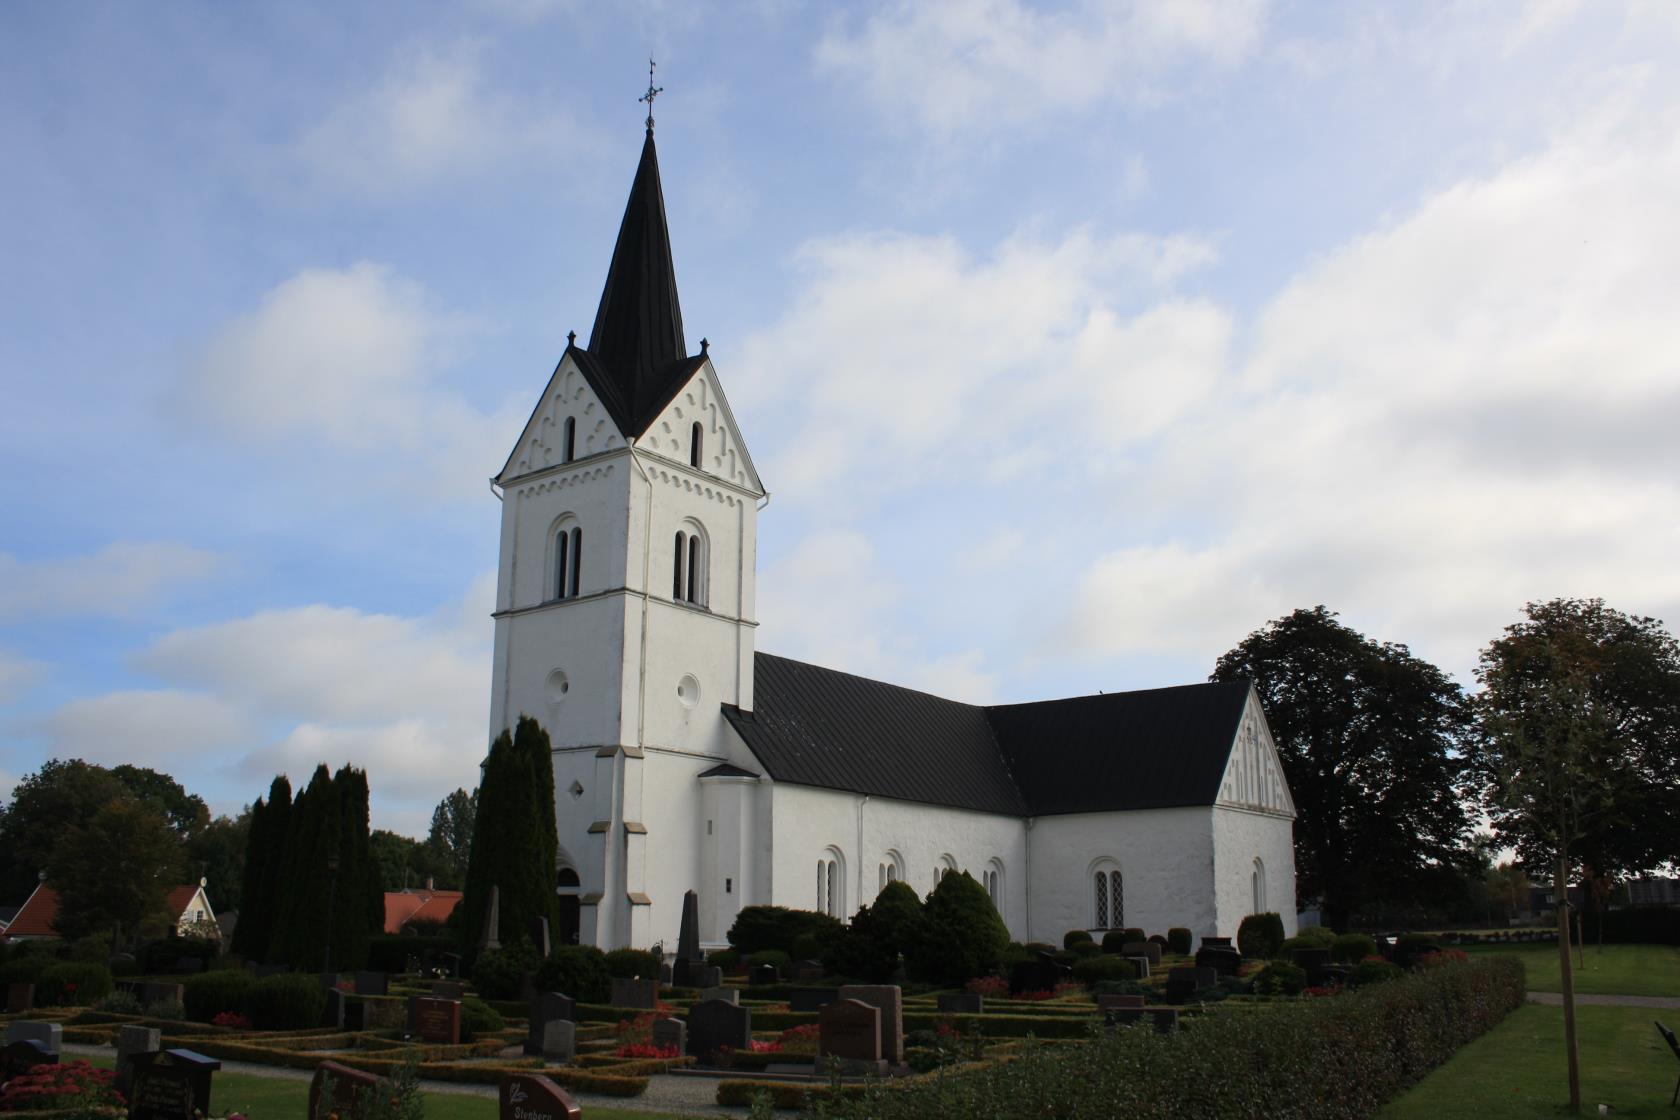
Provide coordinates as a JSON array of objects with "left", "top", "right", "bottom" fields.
[
  {"left": 1237, "top": 913, "right": 1285, "bottom": 960},
  {"left": 246, "top": 973, "right": 326, "bottom": 1031},
  {"left": 1063, "top": 930, "right": 1094, "bottom": 949},
  {"left": 183, "top": 970, "right": 256, "bottom": 1022},
  {"left": 37, "top": 962, "right": 114, "bottom": 1007},
  {"left": 1333, "top": 933, "right": 1378, "bottom": 963},
  {"left": 1071, "top": 956, "right": 1137, "bottom": 986},
  {"left": 604, "top": 948, "right": 663, "bottom": 980},
  {"left": 799, "top": 956, "right": 1525, "bottom": 1119},
  {"left": 1166, "top": 928, "right": 1193, "bottom": 956},
  {"left": 1582, "top": 904, "right": 1680, "bottom": 945},
  {"left": 536, "top": 945, "right": 610, "bottom": 1004}
]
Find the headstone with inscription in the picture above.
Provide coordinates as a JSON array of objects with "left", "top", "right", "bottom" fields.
[
  {"left": 701, "top": 986, "right": 739, "bottom": 1006},
  {"left": 3, "top": 983, "right": 33, "bottom": 1013},
  {"left": 838, "top": 984, "right": 904, "bottom": 1063},
  {"left": 937, "top": 992, "right": 983, "bottom": 1014},
  {"left": 308, "top": 1059, "right": 382, "bottom": 1120},
  {"left": 523, "top": 992, "right": 576, "bottom": 1057},
  {"left": 540, "top": 1020, "right": 576, "bottom": 1063},
  {"left": 355, "top": 971, "right": 389, "bottom": 997},
  {"left": 687, "top": 998, "right": 751, "bottom": 1065},
  {"left": 819, "top": 999, "right": 886, "bottom": 1074},
  {"left": 788, "top": 987, "right": 837, "bottom": 1013},
  {"left": 2, "top": 1040, "right": 53, "bottom": 1082},
  {"left": 431, "top": 980, "right": 465, "bottom": 1000},
  {"left": 408, "top": 996, "right": 462, "bottom": 1044},
  {"left": 115, "top": 1025, "right": 161, "bottom": 1099},
  {"left": 650, "top": 1017, "right": 686, "bottom": 1056},
  {"left": 498, "top": 1073, "right": 581, "bottom": 1120},
  {"left": 4, "top": 1021, "right": 61, "bottom": 1058},
  {"left": 687, "top": 964, "right": 722, "bottom": 989},
  {"left": 126, "top": 1048, "right": 220, "bottom": 1120},
  {"left": 609, "top": 977, "right": 659, "bottom": 1009}
]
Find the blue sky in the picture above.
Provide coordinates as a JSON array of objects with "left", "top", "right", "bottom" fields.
[{"left": 4, "top": 1, "right": 1678, "bottom": 838}]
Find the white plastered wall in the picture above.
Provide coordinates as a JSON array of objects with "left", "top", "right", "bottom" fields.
[{"left": 1211, "top": 804, "right": 1299, "bottom": 938}]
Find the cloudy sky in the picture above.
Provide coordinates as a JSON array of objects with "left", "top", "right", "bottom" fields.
[{"left": 3, "top": 1, "right": 1678, "bottom": 839}]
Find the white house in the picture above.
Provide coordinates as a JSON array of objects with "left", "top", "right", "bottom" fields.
[{"left": 488, "top": 121, "right": 1298, "bottom": 952}]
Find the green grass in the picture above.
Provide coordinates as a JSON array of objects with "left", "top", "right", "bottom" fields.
[
  {"left": 73, "top": 1054, "right": 687, "bottom": 1120},
  {"left": 1380, "top": 1002, "right": 1680, "bottom": 1119},
  {"left": 1462, "top": 942, "right": 1680, "bottom": 997}
]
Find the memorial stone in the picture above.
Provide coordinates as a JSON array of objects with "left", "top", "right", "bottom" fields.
[
  {"left": 4, "top": 1020, "right": 61, "bottom": 1057},
  {"left": 344, "top": 1001, "right": 367, "bottom": 1032},
  {"left": 1122, "top": 941, "right": 1150, "bottom": 958},
  {"left": 308, "top": 1059, "right": 382, "bottom": 1120},
  {"left": 127, "top": 1048, "right": 220, "bottom": 1120},
  {"left": 3, "top": 983, "right": 33, "bottom": 1013},
  {"left": 355, "top": 971, "right": 389, "bottom": 997},
  {"left": 650, "top": 1017, "right": 687, "bottom": 1056},
  {"left": 409, "top": 997, "right": 462, "bottom": 1044},
  {"left": 2, "top": 1040, "right": 53, "bottom": 1082},
  {"left": 610, "top": 977, "right": 659, "bottom": 1009},
  {"left": 529, "top": 916, "right": 552, "bottom": 959},
  {"left": 139, "top": 982, "right": 185, "bottom": 1008},
  {"left": 937, "top": 992, "right": 983, "bottom": 1014},
  {"left": 671, "top": 890, "right": 703, "bottom": 988},
  {"left": 819, "top": 998, "right": 884, "bottom": 1071},
  {"left": 323, "top": 988, "right": 346, "bottom": 1029},
  {"left": 687, "top": 998, "right": 751, "bottom": 1065},
  {"left": 788, "top": 987, "right": 838, "bottom": 1013},
  {"left": 498, "top": 1073, "right": 582, "bottom": 1120},
  {"left": 116, "top": 1025, "right": 161, "bottom": 1099},
  {"left": 838, "top": 984, "right": 904, "bottom": 1064},
  {"left": 1194, "top": 944, "right": 1242, "bottom": 976},
  {"left": 749, "top": 963, "right": 778, "bottom": 986},
  {"left": 701, "top": 986, "right": 739, "bottom": 1005},
  {"left": 540, "top": 1020, "right": 576, "bottom": 1063},
  {"left": 524, "top": 993, "right": 576, "bottom": 1057},
  {"left": 792, "top": 959, "right": 825, "bottom": 983},
  {"left": 1126, "top": 955, "right": 1151, "bottom": 979},
  {"left": 432, "top": 980, "right": 465, "bottom": 1000}
]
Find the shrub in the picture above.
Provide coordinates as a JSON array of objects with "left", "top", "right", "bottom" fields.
[
  {"left": 1072, "top": 956, "right": 1138, "bottom": 986},
  {"left": 1350, "top": 958, "right": 1403, "bottom": 987},
  {"left": 95, "top": 989, "right": 143, "bottom": 1015},
  {"left": 1332, "top": 933, "right": 1378, "bottom": 963},
  {"left": 460, "top": 996, "right": 505, "bottom": 1041},
  {"left": 1099, "top": 930, "right": 1129, "bottom": 954},
  {"left": 1251, "top": 960, "right": 1308, "bottom": 996},
  {"left": 110, "top": 955, "right": 141, "bottom": 978},
  {"left": 748, "top": 949, "right": 790, "bottom": 976},
  {"left": 1070, "top": 941, "right": 1103, "bottom": 958},
  {"left": 906, "top": 873, "right": 1009, "bottom": 988},
  {"left": 707, "top": 948, "right": 742, "bottom": 972},
  {"left": 1395, "top": 933, "right": 1442, "bottom": 969},
  {"left": 0, "top": 955, "right": 52, "bottom": 987},
  {"left": 0, "top": 1058, "right": 123, "bottom": 1112},
  {"left": 727, "top": 906, "right": 844, "bottom": 955},
  {"left": 605, "top": 947, "right": 663, "bottom": 980},
  {"left": 1121, "top": 928, "right": 1145, "bottom": 944},
  {"left": 471, "top": 939, "right": 541, "bottom": 999},
  {"left": 365, "top": 933, "right": 452, "bottom": 974},
  {"left": 1238, "top": 913, "right": 1286, "bottom": 960},
  {"left": 1166, "top": 928, "right": 1192, "bottom": 956},
  {"left": 37, "top": 962, "right": 113, "bottom": 1006},
  {"left": 246, "top": 973, "right": 326, "bottom": 1030},
  {"left": 183, "top": 969, "right": 256, "bottom": 1022},
  {"left": 536, "top": 945, "right": 610, "bottom": 1003},
  {"left": 1295, "top": 925, "right": 1337, "bottom": 948},
  {"left": 145, "top": 997, "right": 185, "bottom": 1021},
  {"left": 825, "top": 882, "right": 924, "bottom": 982},
  {"left": 1063, "top": 930, "right": 1094, "bottom": 949}
]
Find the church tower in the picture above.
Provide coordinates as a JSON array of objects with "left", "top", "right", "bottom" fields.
[{"left": 489, "top": 113, "right": 764, "bottom": 949}]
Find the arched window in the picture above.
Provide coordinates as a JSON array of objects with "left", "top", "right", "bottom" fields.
[
  {"left": 1252, "top": 857, "right": 1266, "bottom": 914},
  {"left": 562, "top": 416, "right": 576, "bottom": 463},
  {"left": 817, "top": 847, "right": 846, "bottom": 918},
  {"left": 876, "top": 851, "right": 904, "bottom": 897},
  {"left": 1092, "top": 862, "right": 1123, "bottom": 929},
  {"left": 556, "top": 525, "right": 582, "bottom": 600},
  {"left": 690, "top": 421, "right": 703, "bottom": 469},
  {"left": 672, "top": 524, "right": 708, "bottom": 607},
  {"left": 985, "top": 858, "right": 1005, "bottom": 912}
]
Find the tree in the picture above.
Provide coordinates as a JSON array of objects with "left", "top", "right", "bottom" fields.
[
  {"left": 906, "top": 872, "right": 1008, "bottom": 987},
  {"left": 828, "top": 880, "right": 925, "bottom": 981},
  {"left": 267, "top": 765, "right": 340, "bottom": 970},
  {"left": 50, "top": 794, "right": 184, "bottom": 944},
  {"left": 110, "top": 765, "right": 210, "bottom": 840},
  {"left": 186, "top": 812, "right": 249, "bottom": 915},
  {"left": 1475, "top": 599, "right": 1680, "bottom": 1112},
  {"left": 426, "top": 788, "right": 477, "bottom": 889},
  {"left": 0, "top": 760, "right": 128, "bottom": 902},
  {"left": 1212, "top": 606, "right": 1477, "bottom": 930},
  {"left": 232, "top": 776, "right": 290, "bottom": 959},
  {"left": 371, "top": 829, "right": 422, "bottom": 892},
  {"left": 461, "top": 717, "right": 560, "bottom": 956}
]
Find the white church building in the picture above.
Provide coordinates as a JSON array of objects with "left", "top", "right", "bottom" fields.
[{"left": 488, "top": 120, "right": 1298, "bottom": 952}]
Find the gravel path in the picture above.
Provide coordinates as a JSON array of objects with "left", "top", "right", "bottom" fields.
[
  {"left": 63, "top": 1043, "right": 744, "bottom": 1117},
  {"left": 1526, "top": 991, "right": 1680, "bottom": 1009}
]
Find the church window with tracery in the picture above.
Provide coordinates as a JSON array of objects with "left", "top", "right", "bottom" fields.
[{"left": 1093, "top": 866, "right": 1123, "bottom": 929}]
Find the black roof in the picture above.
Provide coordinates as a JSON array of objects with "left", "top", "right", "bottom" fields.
[
  {"left": 722, "top": 653, "right": 1253, "bottom": 818},
  {"left": 576, "top": 131, "right": 705, "bottom": 438}
]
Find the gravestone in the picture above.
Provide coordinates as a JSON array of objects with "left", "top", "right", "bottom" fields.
[
  {"left": 1126, "top": 955, "right": 1151, "bottom": 979},
  {"left": 499, "top": 1073, "right": 581, "bottom": 1120},
  {"left": 127, "top": 1048, "right": 221, "bottom": 1120},
  {"left": 671, "top": 890, "right": 703, "bottom": 988},
  {"left": 937, "top": 992, "right": 983, "bottom": 1014},
  {"left": 524, "top": 992, "right": 576, "bottom": 1057},
  {"left": 610, "top": 977, "right": 659, "bottom": 1009},
  {"left": 2, "top": 1040, "right": 53, "bottom": 1082},
  {"left": 1166, "top": 966, "right": 1215, "bottom": 1003},
  {"left": 431, "top": 980, "right": 465, "bottom": 1000},
  {"left": 1096, "top": 994, "right": 1145, "bottom": 1014},
  {"left": 308, "top": 1059, "right": 382, "bottom": 1120},
  {"left": 819, "top": 998, "right": 885, "bottom": 1073},
  {"left": 1121, "top": 941, "right": 1150, "bottom": 959},
  {"left": 529, "top": 916, "right": 552, "bottom": 959},
  {"left": 1201, "top": 936, "right": 1233, "bottom": 948},
  {"left": 139, "top": 981, "right": 185, "bottom": 1008},
  {"left": 323, "top": 988, "right": 347, "bottom": 1029},
  {"left": 701, "top": 986, "right": 740, "bottom": 1006},
  {"left": 4, "top": 1020, "right": 61, "bottom": 1058},
  {"left": 3, "top": 983, "right": 33, "bottom": 1013},
  {"left": 540, "top": 1020, "right": 576, "bottom": 1063},
  {"left": 1194, "top": 944, "right": 1242, "bottom": 976},
  {"left": 660, "top": 961, "right": 673, "bottom": 985},
  {"left": 687, "top": 998, "right": 751, "bottom": 1065},
  {"left": 787, "top": 987, "right": 837, "bottom": 1013},
  {"left": 355, "top": 971, "right": 389, "bottom": 997},
  {"left": 687, "top": 964, "right": 722, "bottom": 989},
  {"left": 480, "top": 885, "right": 501, "bottom": 951},
  {"left": 838, "top": 984, "right": 904, "bottom": 1064},
  {"left": 650, "top": 1017, "right": 687, "bottom": 1056},
  {"left": 1291, "top": 947, "right": 1333, "bottom": 983},
  {"left": 791, "top": 959, "right": 825, "bottom": 983},
  {"left": 748, "top": 963, "right": 778, "bottom": 986},
  {"left": 344, "top": 1001, "right": 367, "bottom": 1032},
  {"left": 116, "top": 1025, "right": 161, "bottom": 1099},
  {"left": 409, "top": 997, "right": 461, "bottom": 1044}
]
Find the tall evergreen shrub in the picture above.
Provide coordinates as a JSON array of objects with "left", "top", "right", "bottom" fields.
[
  {"left": 906, "top": 872, "right": 1008, "bottom": 987},
  {"left": 231, "top": 776, "right": 290, "bottom": 959},
  {"left": 461, "top": 717, "right": 561, "bottom": 957}
]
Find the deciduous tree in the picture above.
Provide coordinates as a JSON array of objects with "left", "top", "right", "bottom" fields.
[{"left": 50, "top": 794, "right": 184, "bottom": 945}]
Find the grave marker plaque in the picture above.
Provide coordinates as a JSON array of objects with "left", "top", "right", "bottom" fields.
[
  {"left": 937, "top": 992, "right": 984, "bottom": 1014},
  {"left": 787, "top": 987, "right": 837, "bottom": 1013},
  {"left": 540, "top": 1020, "right": 576, "bottom": 1063},
  {"left": 431, "top": 980, "right": 465, "bottom": 1000},
  {"left": 3, "top": 983, "right": 33, "bottom": 1013},
  {"left": 308, "top": 1058, "right": 382, "bottom": 1120},
  {"left": 819, "top": 998, "right": 883, "bottom": 1066},
  {"left": 687, "top": 998, "right": 751, "bottom": 1065},
  {"left": 524, "top": 992, "right": 576, "bottom": 1057},
  {"left": 409, "top": 997, "right": 461, "bottom": 1044},
  {"left": 127, "top": 1048, "right": 220, "bottom": 1120},
  {"left": 499, "top": 1073, "right": 581, "bottom": 1120},
  {"left": 650, "top": 1017, "right": 686, "bottom": 1056},
  {"left": 609, "top": 977, "right": 659, "bottom": 1009},
  {"left": 115, "top": 1025, "right": 161, "bottom": 1099},
  {"left": 838, "top": 984, "right": 904, "bottom": 1064}
]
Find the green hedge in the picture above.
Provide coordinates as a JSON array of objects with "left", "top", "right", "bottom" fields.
[
  {"left": 797, "top": 956, "right": 1525, "bottom": 1119},
  {"left": 182, "top": 970, "right": 256, "bottom": 1021},
  {"left": 245, "top": 973, "right": 326, "bottom": 1031},
  {"left": 37, "top": 962, "right": 114, "bottom": 1006}
]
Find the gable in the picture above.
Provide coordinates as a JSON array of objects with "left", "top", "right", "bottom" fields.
[
  {"left": 1215, "top": 691, "right": 1296, "bottom": 817},
  {"left": 497, "top": 354, "right": 628, "bottom": 484},
  {"left": 633, "top": 359, "right": 762, "bottom": 493}
]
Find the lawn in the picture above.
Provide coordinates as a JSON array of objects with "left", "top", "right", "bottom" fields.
[
  {"left": 1463, "top": 942, "right": 1680, "bottom": 997},
  {"left": 72, "top": 1054, "right": 688, "bottom": 1120}
]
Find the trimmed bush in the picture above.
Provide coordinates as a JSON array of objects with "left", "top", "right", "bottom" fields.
[
  {"left": 1296, "top": 925, "right": 1337, "bottom": 948},
  {"left": 1237, "top": 913, "right": 1286, "bottom": 960},
  {"left": 825, "top": 882, "right": 925, "bottom": 983},
  {"left": 1063, "top": 930, "right": 1094, "bottom": 949},
  {"left": 1100, "top": 931, "right": 1129, "bottom": 954},
  {"left": 1350, "top": 959, "right": 1403, "bottom": 987},
  {"left": 1166, "top": 928, "right": 1193, "bottom": 956},
  {"left": 907, "top": 872, "right": 1009, "bottom": 988},
  {"left": 1147, "top": 934, "right": 1168, "bottom": 948},
  {"left": 461, "top": 996, "right": 506, "bottom": 1041},
  {"left": 605, "top": 948, "right": 663, "bottom": 980},
  {"left": 246, "top": 973, "right": 326, "bottom": 1030},
  {"left": 472, "top": 940, "right": 541, "bottom": 1000},
  {"left": 748, "top": 949, "right": 790, "bottom": 976},
  {"left": 1070, "top": 941, "right": 1103, "bottom": 958},
  {"left": 1120, "top": 928, "right": 1145, "bottom": 944},
  {"left": 0, "top": 955, "right": 52, "bottom": 986},
  {"left": 183, "top": 969, "right": 256, "bottom": 1022},
  {"left": 1072, "top": 956, "right": 1137, "bottom": 986},
  {"left": 706, "top": 948, "right": 741, "bottom": 972},
  {"left": 38, "top": 962, "right": 113, "bottom": 1006},
  {"left": 727, "top": 906, "right": 844, "bottom": 955},
  {"left": 1251, "top": 960, "right": 1307, "bottom": 996},
  {"left": 1332, "top": 933, "right": 1378, "bottom": 963},
  {"left": 536, "top": 945, "right": 610, "bottom": 1004},
  {"left": 1394, "top": 933, "right": 1442, "bottom": 969}
]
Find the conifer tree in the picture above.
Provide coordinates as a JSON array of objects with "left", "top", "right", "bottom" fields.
[
  {"left": 232, "top": 775, "right": 290, "bottom": 959},
  {"left": 329, "top": 765, "right": 380, "bottom": 970},
  {"left": 267, "top": 765, "right": 340, "bottom": 970},
  {"left": 462, "top": 717, "right": 560, "bottom": 955}
]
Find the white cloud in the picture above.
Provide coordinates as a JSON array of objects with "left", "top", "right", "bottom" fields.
[
  {"left": 817, "top": 0, "right": 1266, "bottom": 138},
  {"left": 0, "top": 542, "right": 225, "bottom": 622},
  {"left": 0, "top": 650, "right": 45, "bottom": 705},
  {"left": 44, "top": 690, "right": 254, "bottom": 766}
]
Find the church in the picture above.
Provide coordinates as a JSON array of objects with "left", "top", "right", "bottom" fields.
[{"left": 487, "top": 113, "right": 1298, "bottom": 953}]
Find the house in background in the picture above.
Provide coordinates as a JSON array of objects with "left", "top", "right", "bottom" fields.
[
  {"left": 383, "top": 881, "right": 463, "bottom": 934},
  {"left": 1, "top": 879, "right": 220, "bottom": 942}
]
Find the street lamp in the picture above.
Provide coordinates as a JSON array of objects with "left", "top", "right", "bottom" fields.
[{"left": 324, "top": 854, "right": 341, "bottom": 974}]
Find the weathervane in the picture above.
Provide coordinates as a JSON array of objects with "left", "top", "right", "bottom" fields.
[{"left": 639, "top": 58, "right": 663, "bottom": 135}]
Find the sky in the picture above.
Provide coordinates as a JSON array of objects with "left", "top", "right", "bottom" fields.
[{"left": 3, "top": 0, "right": 1678, "bottom": 841}]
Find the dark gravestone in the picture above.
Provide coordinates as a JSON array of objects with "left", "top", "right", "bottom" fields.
[
  {"left": 1194, "top": 945, "right": 1242, "bottom": 976},
  {"left": 1166, "top": 966, "right": 1217, "bottom": 1003},
  {"left": 3, "top": 983, "right": 34, "bottom": 1013},
  {"left": 1121, "top": 941, "right": 1150, "bottom": 958},
  {"left": 702, "top": 986, "right": 740, "bottom": 1006},
  {"left": 529, "top": 916, "right": 552, "bottom": 959},
  {"left": 2, "top": 1040, "right": 53, "bottom": 1081},
  {"left": 1655, "top": 1021, "right": 1679, "bottom": 1107},
  {"left": 1291, "top": 947, "right": 1333, "bottom": 983},
  {"left": 675, "top": 890, "right": 702, "bottom": 964},
  {"left": 687, "top": 998, "right": 751, "bottom": 1065},
  {"left": 116, "top": 1025, "right": 161, "bottom": 1099},
  {"left": 344, "top": 1000, "right": 367, "bottom": 1031},
  {"left": 355, "top": 971, "right": 389, "bottom": 997},
  {"left": 937, "top": 992, "right": 983, "bottom": 1014},
  {"left": 431, "top": 980, "right": 465, "bottom": 1000},
  {"left": 610, "top": 977, "right": 659, "bottom": 1009},
  {"left": 5, "top": 1020, "right": 61, "bottom": 1058},
  {"left": 791, "top": 959, "right": 825, "bottom": 983},
  {"left": 524, "top": 993, "right": 576, "bottom": 1057},
  {"left": 1126, "top": 955, "right": 1151, "bottom": 979},
  {"left": 688, "top": 964, "right": 722, "bottom": 989},
  {"left": 819, "top": 998, "right": 884, "bottom": 1073},
  {"left": 749, "top": 963, "right": 778, "bottom": 986},
  {"left": 409, "top": 997, "right": 462, "bottom": 1044},
  {"left": 499, "top": 1073, "right": 582, "bottom": 1120},
  {"left": 1010, "top": 956, "right": 1062, "bottom": 996},
  {"left": 788, "top": 987, "right": 839, "bottom": 1013},
  {"left": 323, "top": 988, "right": 346, "bottom": 1029},
  {"left": 127, "top": 1048, "right": 221, "bottom": 1120},
  {"left": 309, "top": 1059, "right": 381, "bottom": 1120},
  {"left": 1201, "top": 936, "right": 1233, "bottom": 949},
  {"left": 837, "top": 984, "right": 904, "bottom": 1064},
  {"left": 539, "top": 1020, "right": 576, "bottom": 1063},
  {"left": 650, "top": 1017, "right": 686, "bottom": 1056}
]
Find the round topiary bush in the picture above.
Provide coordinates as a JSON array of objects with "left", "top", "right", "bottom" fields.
[
  {"left": 1250, "top": 960, "right": 1307, "bottom": 996},
  {"left": 1120, "top": 928, "right": 1145, "bottom": 944},
  {"left": 747, "top": 949, "right": 790, "bottom": 977},
  {"left": 183, "top": 970, "right": 256, "bottom": 1022},
  {"left": 1237, "top": 913, "right": 1286, "bottom": 960},
  {"left": 471, "top": 941, "right": 541, "bottom": 1000},
  {"left": 1394, "top": 933, "right": 1441, "bottom": 969},
  {"left": 604, "top": 948, "right": 663, "bottom": 980},
  {"left": 706, "top": 948, "right": 741, "bottom": 973},
  {"left": 38, "top": 962, "right": 114, "bottom": 1007},
  {"left": 1070, "top": 940, "right": 1102, "bottom": 958},
  {"left": 460, "top": 996, "right": 506, "bottom": 1041},
  {"left": 535, "top": 946, "right": 610, "bottom": 1004},
  {"left": 1295, "top": 925, "right": 1337, "bottom": 948},
  {"left": 727, "top": 906, "right": 844, "bottom": 955},
  {"left": 1100, "top": 930, "right": 1129, "bottom": 954},
  {"left": 247, "top": 973, "right": 326, "bottom": 1030},
  {"left": 1166, "top": 928, "right": 1193, "bottom": 956},
  {"left": 905, "top": 872, "right": 1009, "bottom": 988},
  {"left": 1062, "top": 930, "right": 1094, "bottom": 949},
  {"left": 1072, "top": 955, "right": 1137, "bottom": 987},
  {"left": 1332, "top": 933, "right": 1378, "bottom": 963},
  {"left": 1349, "top": 958, "right": 1403, "bottom": 987}
]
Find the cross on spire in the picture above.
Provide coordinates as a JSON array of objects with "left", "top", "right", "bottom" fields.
[{"left": 639, "top": 58, "right": 663, "bottom": 135}]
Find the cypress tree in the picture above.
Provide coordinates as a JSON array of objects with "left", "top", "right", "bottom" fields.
[
  {"left": 461, "top": 729, "right": 515, "bottom": 953},
  {"left": 233, "top": 775, "right": 291, "bottom": 960},
  {"left": 267, "top": 765, "right": 340, "bottom": 970},
  {"left": 512, "top": 715, "right": 561, "bottom": 941},
  {"left": 330, "top": 765, "right": 379, "bottom": 970}
]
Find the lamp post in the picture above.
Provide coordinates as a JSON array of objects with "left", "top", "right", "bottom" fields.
[{"left": 324, "top": 854, "right": 341, "bottom": 974}]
